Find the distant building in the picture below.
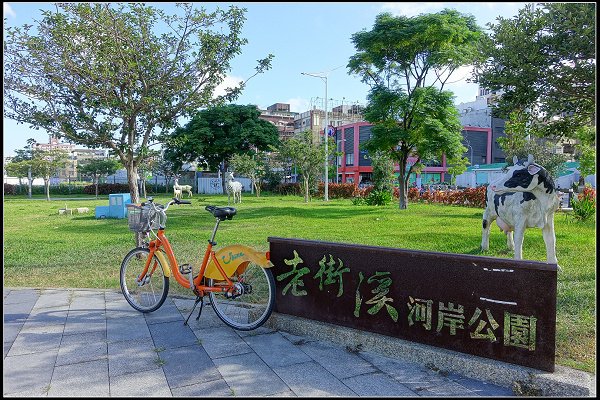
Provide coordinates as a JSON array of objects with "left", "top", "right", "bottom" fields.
[
  {"left": 31, "top": 135, "right": 110, "bottom": 182},
  {"left": 456, "top": 89, "right": 507, "bottom": 165},
  {"left": 293, "top": 98, "right": 365, "bottom": 143},
  {"left": 258, "top": 104, "right": 298, "bottom": 141}
]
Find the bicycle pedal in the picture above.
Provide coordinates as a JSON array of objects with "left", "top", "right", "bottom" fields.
[{"left": 179, "top": 263, "right": 192, "bottom": 275}]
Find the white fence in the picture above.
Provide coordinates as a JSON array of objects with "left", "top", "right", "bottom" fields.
[{"left": 196, "top": 177, "right": 252, "bottom": 194}]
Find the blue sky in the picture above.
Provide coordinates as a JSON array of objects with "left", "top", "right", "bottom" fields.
[{"left": 3, "top": 2, "right": 529, "bottom": 157}]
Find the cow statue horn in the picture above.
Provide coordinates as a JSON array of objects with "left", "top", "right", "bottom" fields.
[{"left": 513, "top": 156, "right": 519, "bottom": 166}]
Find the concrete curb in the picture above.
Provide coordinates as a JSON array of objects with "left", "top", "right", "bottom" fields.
[{"left": 264, "top": 312, "right": 594, "bottom": 397}]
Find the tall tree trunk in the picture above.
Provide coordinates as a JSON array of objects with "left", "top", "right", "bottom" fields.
[
  {"left": 27, "top": 169, "right": 33, "bottom": 199},
  {"left": 397, "top": 160, "right": 409, "bottom": 210},
  {"left": 254, "top": 177, "right": 261, "bottom": 197},
  {"left": 126, "top": 162, "right": 142, "bottom": 247},
  {"left": 44, "top": 177, "right": 50, "bottom": 201},
  {"left": 220, "top": 161, "right": 228, "bottom": 195},
  {"left": 94, "top": 176, "right": 99, "bottom": 198},
  {"left": 303, "top": 175, "right": 310, "bottom": 203}
]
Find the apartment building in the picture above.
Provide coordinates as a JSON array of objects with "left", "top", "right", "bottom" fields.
[
  {"left": 258, "top": 104, "right": 298, "bottom": 141},
  {"left": 32, "top": 135, "right": 109, "bottom": 181}
]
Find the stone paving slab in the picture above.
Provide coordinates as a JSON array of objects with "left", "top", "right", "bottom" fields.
[
  {"left": 107, "top": 338, "right": 162, "bottom": 377},
  {"left": 212, "top": 352, "right": 289, "bottom": 396},
  {"left": 191, "top": 325, "right": 254, "bottom": 359},
  {"left": 273, "top": 360, "right": 357, "bottom": 397},
  {"left": 159, "top": 344, "right": 222, "bottom": 389},
  {"left": 3, "top": 349, "right": 58, "bottom": 396},
  {"left": 3, "top": 288, "right": 594, "bottom": 397},
  {"left": 109, "top": 368, "right": 172, "bottom": 397},
  {"left": 48, "top": 359, "right": 110, "bottom": 397}
]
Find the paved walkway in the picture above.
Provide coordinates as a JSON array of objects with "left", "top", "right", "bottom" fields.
[{"left": 3, "top": 287, "right": 515, "bottom": 397}]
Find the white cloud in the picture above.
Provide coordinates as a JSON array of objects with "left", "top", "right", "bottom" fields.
[
  {"left": 381, "top": 2, "right": 446, "bottom": 17},
  {"left": 4, "top": 3, "right": 16, "bottom": 18},
  {"left": 213, "top": 75, "right": 245, "bottom": 98},
  {"left": 286, "top": 98, "right": 310, "bottom": 113}
]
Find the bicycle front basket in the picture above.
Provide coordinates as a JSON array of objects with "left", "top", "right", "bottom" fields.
[{"left": 126, "top": 204, "right": 158, "bottom": 232}]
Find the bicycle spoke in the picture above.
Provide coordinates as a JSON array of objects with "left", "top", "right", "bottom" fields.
[
  {"left": 209, "top": 263, "right": 275, "bottom": 330},
  {"left": 120, "top": 248, "right": 169, "bottom": 313}
]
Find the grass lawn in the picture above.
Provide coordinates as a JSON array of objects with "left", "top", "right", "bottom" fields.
[{"left": 3, "top": 193, "right": 596, "bottom": 372}]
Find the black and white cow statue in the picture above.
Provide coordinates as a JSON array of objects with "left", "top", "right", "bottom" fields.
[{"left": 481, "top": 154, "right": 561, "bottom": 267}]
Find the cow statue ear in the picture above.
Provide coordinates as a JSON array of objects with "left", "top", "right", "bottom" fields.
[
  {"left": 513, "top": 156, "right": 519, "bottom": 166},
  {"left": 527, "top": 164, "right": 541, "bottom": 175}
]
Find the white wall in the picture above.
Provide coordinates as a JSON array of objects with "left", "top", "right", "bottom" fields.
[{"left": 197, "top": 177, "right": 252, "bottom": 194}]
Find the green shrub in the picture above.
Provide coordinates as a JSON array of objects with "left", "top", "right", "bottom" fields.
[
  {"left": 4, "top": 183, "right": 16, "bottom": 195},
  {"left": 571, "top": 186, "right": 596, "bottom": 221},
  {"left": 365, "top": 189, "right": 392, "bottom": 206},
  {"left": 83, "top": 183, "right": 130, "bottom": 195},
  {"left": 351, "top": 196, "right": 366, "bottom": 206}
]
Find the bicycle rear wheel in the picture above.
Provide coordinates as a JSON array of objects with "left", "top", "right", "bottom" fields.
[
  {"left": 208, "top": 262, "right": 275, "bottom": 331},
  {"left": 120, "top": 247, "right": 169, "bottom": 312}
]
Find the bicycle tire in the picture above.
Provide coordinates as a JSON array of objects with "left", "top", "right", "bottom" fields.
[
  {"left": 120, "top": 247, "right": 169, "bottom": 312},
  {"left": 208, "top": 262, "right": 275, "bottom": 331}
]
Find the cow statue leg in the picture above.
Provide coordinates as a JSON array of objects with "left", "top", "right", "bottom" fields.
[
  {"left": 506, "top": 231, "right": 514, "bottom": 251},
  {"left": 481, "top": 210, "right": 493, "bottom": 251},
  {"left": 512, "top": 222, "right": 526, "bottom": 260},
  {"left": 542, "top": 216, "right": 559, "bottom": 266}
]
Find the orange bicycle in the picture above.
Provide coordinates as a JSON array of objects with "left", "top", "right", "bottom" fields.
[{"left": 120, "top": 197, "right": 275, "bottom": 330}]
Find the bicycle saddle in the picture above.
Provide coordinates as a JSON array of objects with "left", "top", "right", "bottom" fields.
[{"left": 205, "top": 205, "right": 237, "bottom": 220}]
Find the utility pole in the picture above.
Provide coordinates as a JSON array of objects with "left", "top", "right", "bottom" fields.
[{"left": 301, "top": 70, "right": 338, "bottom": 201}]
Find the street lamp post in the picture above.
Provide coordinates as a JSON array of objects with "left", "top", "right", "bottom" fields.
[
  {"left": 301, "top": 71, "right": 330, "bottom": 201},
  {"left": 465, "top": 141, "right": 473, "bottom": 165}
]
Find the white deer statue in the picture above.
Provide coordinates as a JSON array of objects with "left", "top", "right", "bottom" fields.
[
  {"left": 173, "top": 178, "right": 193, "bottom": 198},
  {"left": 225, "top": 171, "right": 242, "bottom": 204}
]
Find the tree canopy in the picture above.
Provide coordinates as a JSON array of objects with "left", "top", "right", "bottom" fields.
[
  {"left": 4, "top": 3, "right": 273, "bottom": 205},
  {"left": 78, "top": 158, "right": 122, "bottom": 197},
  {"left": 277, "top": 131, "right": 328, "bottom": 203},
  {"left": 348, "top": 10, "right": 483, "bottom": 209},
  {"left": 473, "top": 3, "right": 596, "bottom": 138},
  {"left": 162, "top": 104, "right": 280, "bottom": 192}
]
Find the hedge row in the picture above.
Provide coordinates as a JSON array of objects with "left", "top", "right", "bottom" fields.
[{"left": 407, "top": 186, "right": 487, "bottom": 208}]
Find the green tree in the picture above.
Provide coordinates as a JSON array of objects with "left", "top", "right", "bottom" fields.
[
  {"left": 499, "top": 111, "right": 568, "bottom": 178},
  {"left": 574, "top": 126, "right": 596, "bottom": 184},
  {"left": 446, "top": 156, "right": 470, "bottom": 186},
  {"left": 473, "top": 3, "right": 595, "bottom": 144},
  {"left": 4, "top": 3, "right": 273, "bottom": 207},
  {"left": 277, "top": 131, "right": 327, "bottom": 203},
  {"left": 30, "top": 149, "right": 70, "bottom": 201},
  {"left": 9, "top": 139, "right": 38, "bottom": 198},
  {"left": 163, "top": 104, "right": 280, "bottom": 193},
  {"left": 229, "top": 152, "right": 266, "bottom": 197},
  {"left": 369, "top": 150, "right": 395, "bottom": 194},
  {"left": 5, "top": 160, "right": 31, "bottom": 192},
  {"left": 78, "top": 158, "right": 122, "bottom": 198},
  {"left": 152, "top": 154, "right": 179, "bottom": 194},
  {"left": 348, "top": 10, "right": 481, "bottom": 209},
  {"left": 135, "top": 150, "right": 161, "bottom": 199}
]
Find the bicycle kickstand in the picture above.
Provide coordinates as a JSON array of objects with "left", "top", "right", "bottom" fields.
[{"left": 184, "top": 296, "right": 204, "bottom": 326}]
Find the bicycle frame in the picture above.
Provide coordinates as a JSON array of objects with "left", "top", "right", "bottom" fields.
[{"left": 141, "top": 227, "right": 235, "bottom": 297}]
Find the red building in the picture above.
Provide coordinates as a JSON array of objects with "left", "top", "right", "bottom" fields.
[{"left": 333, "top": 122, "right": 495, "bottom": 187}]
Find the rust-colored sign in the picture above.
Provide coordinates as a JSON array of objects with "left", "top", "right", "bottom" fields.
[{"left": 268, "top": 237, "right": 557, "bottom": 372}]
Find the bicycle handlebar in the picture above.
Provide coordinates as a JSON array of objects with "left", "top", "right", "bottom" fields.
[{"left": 142, "top": 197, "right": 191, "bottom": 213}]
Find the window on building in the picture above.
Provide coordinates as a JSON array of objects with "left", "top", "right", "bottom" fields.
[{"left": 345, "top": 153, "right": 354, "bottom": 166}]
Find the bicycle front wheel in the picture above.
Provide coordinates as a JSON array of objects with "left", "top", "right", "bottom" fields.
[
  {"left": 120, "top": 247, "right": 169, "bottom": 312},
  {"left": 208, "top": 262, "right": 275, "bottom": 331}
]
